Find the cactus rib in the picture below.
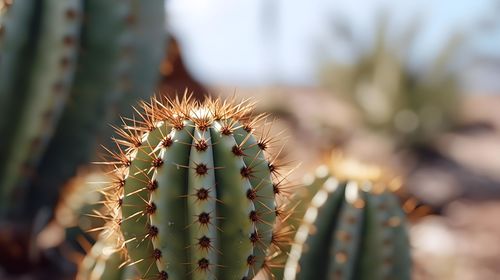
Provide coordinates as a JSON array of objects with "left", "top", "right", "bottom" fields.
[{"left": 103, "top": 95, "right": 292, "bottom": 280}]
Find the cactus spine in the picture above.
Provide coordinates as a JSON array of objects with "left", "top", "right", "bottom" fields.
[
  {"left": 284, "top": 164, "right": 411, "bottom": 280},
  {"left": 77, "top": 231, "right": 138, "bottom": 280},
  {"left": 103, "top": 96, "right": 291, "bottom": 280},
  {"left": 0, "top": 0, "right": 167, "bottom": 218}
]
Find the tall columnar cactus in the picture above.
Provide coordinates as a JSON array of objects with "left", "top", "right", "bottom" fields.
[
  {"left": 283, "top": 166, "right": 411, "bottom": 280},
  {"left": 102, "top": 96, "right": 292, "bottom": 280},
  {"left": 0, "top": 0, "right": 167, "bottom": 218}
]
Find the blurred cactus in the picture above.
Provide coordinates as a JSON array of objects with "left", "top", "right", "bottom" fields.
[
  {"left": 77, "top": 230, "right": 138, "bottom": 280},
  {"left": 283, "top": 156, "right": 411, "bottom": 280},
  {"left": 100, "top": 95, "right": 292, "bottom": 280},
  {"left": 321, "top": 17, "right": 462, "bottom": 150},
  {"left": 36, "top": 172, "right": 106, "bottom": 252},
  {"left": 0, "top": 0, "right": 167, "bottom": 219}
]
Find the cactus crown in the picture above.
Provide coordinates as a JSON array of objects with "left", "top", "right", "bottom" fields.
[{"left": 100, "top": 94, "right": 293, "bottom": 280}]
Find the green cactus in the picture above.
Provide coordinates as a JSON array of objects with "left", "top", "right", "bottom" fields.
[
  {"left": 25, "top": 0, "right": 167, "bottom": 218},
  {"left": 0, "top": 0, "right": 168, "bottom": 218},
  {"left": 0, "top": 0, "right": 82, "bottom": 214},
  {"left": 77, "top": 231, "right": 139, "bottom": 280},
  {"left": 36, "top": 171, "right": 108, "bottom": 254},
  {"left": 103, "top": 96, "right": 291, "bottom": 280},
  {"left": 283, "top": 168, "right": 411, "bottom": 280}
]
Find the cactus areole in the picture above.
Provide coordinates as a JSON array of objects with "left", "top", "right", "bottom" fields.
[{"left": 104, "top": 95, "right": 291, "bottom": 280}]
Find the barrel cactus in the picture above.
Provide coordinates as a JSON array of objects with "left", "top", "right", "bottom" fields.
[
  {"left": 101, "top": 95, "right": 292, "bottom": 279},
  {"left": 284, "top": 157, "right": 411, "bottom": 280},
  {"left": 0, "top": 0, "right": 167, "bottom": 218}
]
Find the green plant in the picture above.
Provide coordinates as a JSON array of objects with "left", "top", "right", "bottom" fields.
[
  {"left": 36, "top": 171, "right": 107, "bottom": 253},
  {"left": 0, "top": 0, "right": 167, "bottom": 219},
  {"left": 102, "top": 96, "right": 291, "bottom": 279},
  {"left": 283, "top": 161, "right": 411, "bottom": 280},
  {"left": 321, "top": 17, "right": 462, "bottom": 150},
  {"left": 77, "top": 230, "right": 138, "bottom": 280}
]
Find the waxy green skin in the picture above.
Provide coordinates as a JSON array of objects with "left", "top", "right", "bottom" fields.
[
  {"left": 120, "top": 118, "right": 277, "bottom": 280},
  {"left": 286, "top": 176, "right": 411, "bottom": 280},
  {"left": 0, "top": 0, "right": 82, "bottom": 215},
  {"left": 0, "top": 0, "right": 167, "bottom": 218}
]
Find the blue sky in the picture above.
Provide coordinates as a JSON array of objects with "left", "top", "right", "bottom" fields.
[{"left": 166, "top": 0, "right": 500, "bottom": 89}]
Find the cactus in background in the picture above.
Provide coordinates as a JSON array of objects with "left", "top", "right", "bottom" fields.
[
  {"left": 0, "top": 0, "right": 82, "bottom": 215},
  {"left": 36, "top": 171, "right": 107, "bottom": 253},
  {"left": 283, "top": 157, "right": 411, "bottom": 280},
  {"left": 0, "top": 0, "right": 167, "bottom": 219},
  {"left": 101, "top": 95, "right": 292, "bottom": 280},
  {"left": 77, "top": 230, "right": 138, "bottom": 280},
  {"left": 321, "top": 16, "right": 462, "bottom": 150}
]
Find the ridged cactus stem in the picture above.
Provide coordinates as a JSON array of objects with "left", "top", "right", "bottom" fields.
[
  {"left": 20, "top": 0, "right": 167, "bottom": 218},
  {"left": 106, "top": 95, "right": 292, "bottom": 280},
  {"left": 284, "top": 171, "right": 411, "bottom": 280},
  {"left": 0, "top": 0, "right": 81, "bottom": 212}
]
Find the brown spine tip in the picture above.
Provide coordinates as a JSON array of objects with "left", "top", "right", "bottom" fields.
[
  {"left": 117, "top": 179, "right": 126, "bottom": 188},
  {"left": 249, "top": 231, "right": 260, "bottom": 245},
  {"left": 198, "top": 258, "right": 210, "bottom": 270},
  {"left": 195, "top": 139, "right": 208, "bottom": 152},
  {"left": 246, "top": 189, "right": 257, "bottom": 200},
  {"left": 196, "top": 188, "right": 209, "bottom": 201},
  {"left": 246, "top": 255, "right": 256, "bottom": 266},
  {"left": 249, "top": 211, "right": 259, "bottom": 222},
  {"left": 146, "top": 202, "right": 157, "bottom": 215},
  {"left": 158, "top": 271, "right": 169, "bottom": 280},
  {"left": 148, "top": 225, "right": 159, "bottom": 239},
  {"left": 153, "top": 249, "right": 162, "bottom": 260},
  {"left": 275, "top": 207, "right": 282, "bottom": 217},
  {"left": 272, "top": 183, "right": 279, "bottom": 195},
  {"left": 123, "top": 158, "right": 131, "bottom": 166},
  {"left": 198, "top": 236, "right": 211, "bottom": 250},
  {"left": 268, "top": 163, "right": 276, "bottom": 173},
  {"left": 195, "top": 163, "right": 208, "bottom": 175},
  {"left": 243, "top": 124, "right": 253, "bottom": 133},
  {"left": 232, "top": 145, "right": 244, "bottom": 156},
  {"left": 198, "top": 212, "right": 210, "bottom": 225},
  {"left": 172, "top": 118, "right": 185, "bottom": 130},
  {"left": 152, "top": 158, "right": 164, "bottom": 168},
  {"left": 220, "top": 125, "right": 233, "bottom": 135},
  {"left": 257, "top": 141, "right": 267, "bottom": 151},
  {"left": 147, "top": 180, "right": 159, "bottom": 192},
  {"left": 196, "top": 122, "right": 210, "bottom": 131},
  {"left": 240, "top": 167, "right": 252, "bottom": 178},
  {"left": 161, "top": 136, "right": 173, "bottom": 147}
]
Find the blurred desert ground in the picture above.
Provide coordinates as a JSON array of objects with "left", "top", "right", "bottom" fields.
[{"left": 164, "top": 0, "right": 500, "bottom": 279}]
